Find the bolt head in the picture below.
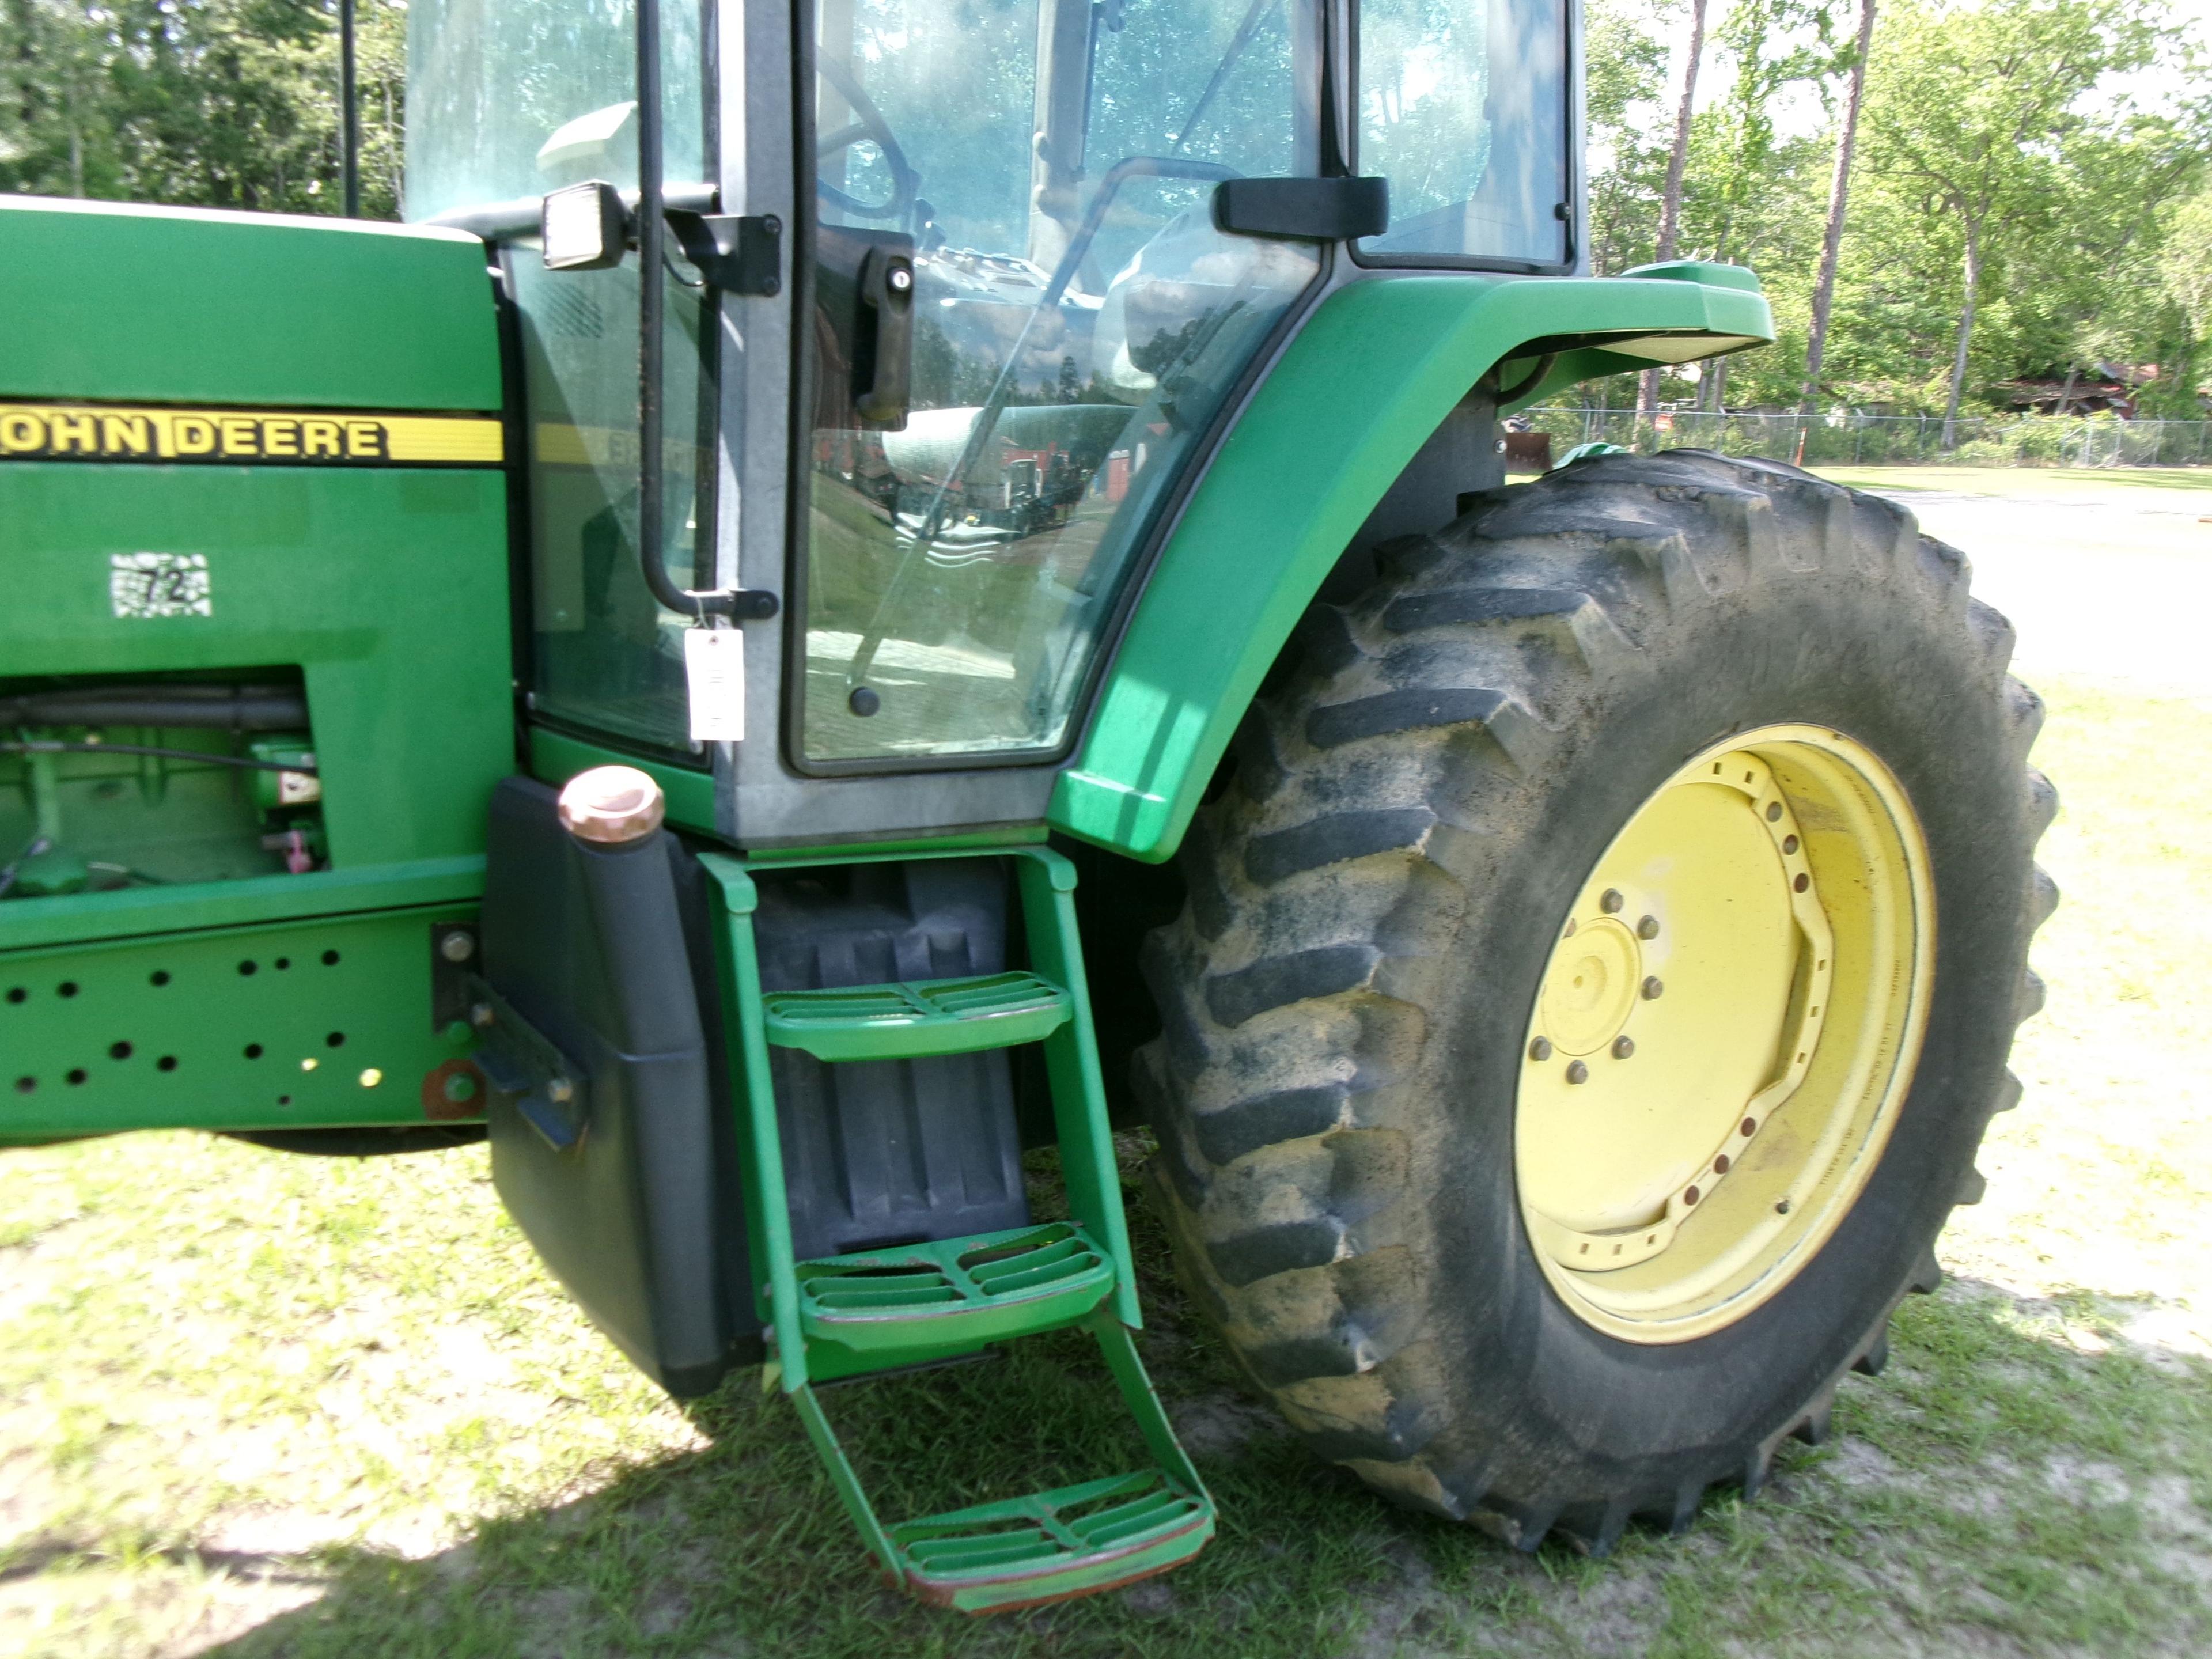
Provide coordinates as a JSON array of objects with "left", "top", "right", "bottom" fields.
[
  {"left": 1775, "top": 1198, "right": 1793, "bottom": 1215},
  {"left": 1637, "top": 915, "right": 1660, "bottom": 940},
  {"left": 469, "top": 1002, "right": 495, "bottom": 1029},
  {"left": 1600, "top": 889, "right": 1624, "bottom": 914},
  {"left": 439, "top": 929, "right": 475, "bottom": 964},
  {"left": 442, "top": 1070, "right": 480, "bottom": 1105},
  {"left": 1565, "top": 1060, "right": 1589, "bottom": 1085},
  {"left": 1766, "top": 801, "right": 1783, "bottom": 822},
  {"left": 1611, "top": 1035, "right": 1635, "bottom": 1059},
  {"left": 547, "top": 1077, "right": 575, "bottom": 1105},
  {"left": 1642, "top": 975, "right": 1664, "bottom": 999},
  {"left": 1528, "top": 1037, "right": 1553, "bottom": 1061}
]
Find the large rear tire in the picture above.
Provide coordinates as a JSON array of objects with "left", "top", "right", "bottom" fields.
[{"left": 1138, "top": 450, "right": 2056, "bottom": 1551}]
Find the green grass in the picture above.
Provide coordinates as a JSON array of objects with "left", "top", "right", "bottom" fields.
[
  {"left": 1810, "top": 464, "right": 2212, "bottom": 496},
  {"left": 6, "top": 670, "right": 2212, "bottom": 1653}
]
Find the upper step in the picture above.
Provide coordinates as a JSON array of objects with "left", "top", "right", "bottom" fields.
[{"left": 762, "top": 969, "right": 1071, "bottom": 1060}]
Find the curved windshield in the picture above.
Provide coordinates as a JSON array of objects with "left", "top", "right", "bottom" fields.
[{"left": 800, "top": 0, "right": 1323, "bottom": 764}]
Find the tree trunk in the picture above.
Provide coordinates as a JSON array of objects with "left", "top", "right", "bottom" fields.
[
  {"left": 2052, "top": 361, "right": 2078, "bottom": 417},
  {"left": 1641, "top": 0, "right": 1711, "bottom": 423},
  {"left": 1800, "top": 0, "right": 1877, "bottom": 417},
  {"left": 1942, "top": 218, "right": 1980, "bottom": 450}
]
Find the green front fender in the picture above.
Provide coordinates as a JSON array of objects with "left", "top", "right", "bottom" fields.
[{"left": 1047, "top": 266, "right": 1773, "bottom": 862}]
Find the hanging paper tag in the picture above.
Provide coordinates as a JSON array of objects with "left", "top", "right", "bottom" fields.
[{"left": 683, "top": 627, "right": 745, "bottom": 743}]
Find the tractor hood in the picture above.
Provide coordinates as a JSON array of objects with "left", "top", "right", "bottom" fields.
[{"left": 0, "top": 195, "right": 501, "bottom": 413}]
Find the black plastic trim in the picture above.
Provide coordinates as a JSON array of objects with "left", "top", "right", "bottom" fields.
[{"left": 1215, "top": 175, "right": 1388, "bottom": 240}]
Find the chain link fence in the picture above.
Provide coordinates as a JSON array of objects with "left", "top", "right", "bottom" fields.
[{"left": 1517, "top": 408, "right": 2212, "bottom": 468}]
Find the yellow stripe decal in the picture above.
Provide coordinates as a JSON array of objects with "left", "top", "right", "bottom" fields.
[{"left": 0, "top": 403, "right": 505, "bottom": 467}]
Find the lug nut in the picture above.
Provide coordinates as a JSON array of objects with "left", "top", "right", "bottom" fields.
[
  {"left": 1642, "top": 976, "right": 1664, "bottom": 999},
  {"left": 1612, "top": 1035, "right": 1635, "bottom": 1059},
  {"left": 1600, "top": 889, "right": 1624, "bottom": 913},
  {"left": 1637, "top": 915, "right": 1660, "bottom": 940},
  {"left": 1565, "top": 1060, "right": 1589, "bottom": 1085},
  {"left": 1529, "top": 1037, "right": 1554, "bottom": 1061}
]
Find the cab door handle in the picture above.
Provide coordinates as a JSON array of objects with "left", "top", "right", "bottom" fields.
[{"left": 854, "top": 240, "right": 916, "bottom": 425}]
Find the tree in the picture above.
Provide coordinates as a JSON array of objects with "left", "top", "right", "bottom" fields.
[
  {"left": 1862, "top": 0, "right": 2162, "bottom": 445},
  {"left": 1802, "top": 0, "right": 1879, "bottom": 413},
  {"left": 1584, "top": 0, "right": 1673, "bottom": 279},
  {"left": 1640, "top": 0, "right": 1713, "bottom": 421},
  {"left": 0, "top": 0, "right": 406, "bottom": 218},
  {"left": 1684, "top": 0, "right": 1843, "bottom": 410}
]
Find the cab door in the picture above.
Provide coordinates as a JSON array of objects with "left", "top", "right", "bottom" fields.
[{"left": 789, "top": 0, "right": 1328, "bottom": 772}]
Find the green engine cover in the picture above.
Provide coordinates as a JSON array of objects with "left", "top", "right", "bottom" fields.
[{"left": 1, "top": 196, "right": 515, "bottom": 1140}]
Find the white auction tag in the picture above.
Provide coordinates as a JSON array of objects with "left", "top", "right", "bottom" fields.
[{"left": 684, "top": 626, "right": 746, "bottom": 743}]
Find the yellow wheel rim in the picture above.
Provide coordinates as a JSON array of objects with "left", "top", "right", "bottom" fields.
[{"left": 1514, "top": 725, "right": 1936, "bottom": 1343}]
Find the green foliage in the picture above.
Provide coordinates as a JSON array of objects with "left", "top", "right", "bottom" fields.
[
  {"left": 3, "top": 0, "right": 2207, "bottom": 415},
  {"left": 0, "top": 0, "right": 406, "bottom": 217},
  {"left": 1586, "top": 0, "right": 2211, "bottom": 416}
]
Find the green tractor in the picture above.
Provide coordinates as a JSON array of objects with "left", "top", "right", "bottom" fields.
[{"left": 1, "top": 0, "right": 2052, "bottom": 1612}]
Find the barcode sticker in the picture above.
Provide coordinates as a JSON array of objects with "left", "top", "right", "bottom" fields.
[{"left": 684, "top": 627, "right": 745, "bottom": 743}]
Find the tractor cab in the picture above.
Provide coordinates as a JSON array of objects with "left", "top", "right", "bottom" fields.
[{"left": 406, "top": 0, "right": 1574, "bottom": 839}]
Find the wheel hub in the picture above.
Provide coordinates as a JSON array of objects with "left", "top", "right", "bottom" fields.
[
  {"left": 1539, "top": 917, "right": 1641, "bottom": 1055},
  {"left": 1514, "top": 726, "right": 1934, "bottom": 1342}
]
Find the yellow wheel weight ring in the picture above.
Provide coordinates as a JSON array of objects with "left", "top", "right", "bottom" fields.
[{"left": 1514, "top": 725, "right": 1936, "bottom": 1343}]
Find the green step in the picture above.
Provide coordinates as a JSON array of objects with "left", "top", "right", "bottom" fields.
[
  {"left": 888, "top": 1468, "right": 1213, "bottom": 1613},
  {"left": 762, "top": 970, "right": 1071, "bottom": 1060},
  {"left": 787, "top": 1317, "right": 1218, "bottom": 1615},
  {"left": 798, "top": 1222, "right": 1115, "bottom": 1377}
]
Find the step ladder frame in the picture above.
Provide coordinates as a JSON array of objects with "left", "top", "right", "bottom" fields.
[
  {"left": 696, "top": 846, "right": 1208, "bottom": 1611},
  {"left": 699, "top": 844, "right": 1141, "bottom": 1380}
]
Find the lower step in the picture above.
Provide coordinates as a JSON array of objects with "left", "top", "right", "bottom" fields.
[{"left": 891, "top": 1468, "right": 1215, "bottom": 1613}]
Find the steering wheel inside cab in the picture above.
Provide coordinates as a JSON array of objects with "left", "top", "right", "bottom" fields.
[{"left": 816, "top": 58, "right": 918, "bottom": 222}]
